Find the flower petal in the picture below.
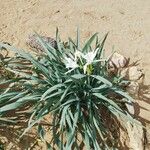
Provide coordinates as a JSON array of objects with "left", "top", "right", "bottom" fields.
[
  {"left": 64, "top": 57, "right": 78, "bottom": 69},
  {"left": 81, "top": 48, "right": 99, "bottom": 65}
]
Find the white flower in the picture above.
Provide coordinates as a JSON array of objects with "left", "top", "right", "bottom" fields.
[
  {"left": 81, "top": 48, "right": 98, "bottom": 65},
  {"left": 65, "top": 57, "right": 78, "bottom": 69},
  {"left": 81, "top": 48, "right": 99, "bottom": 74},
  {"left": 74, "top": 50, "right": 82, "bottom": 60}
]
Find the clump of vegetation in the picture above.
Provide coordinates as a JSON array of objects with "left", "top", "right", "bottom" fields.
[{"left": 0, "top": 30, "right": 138, "bottom": 149}]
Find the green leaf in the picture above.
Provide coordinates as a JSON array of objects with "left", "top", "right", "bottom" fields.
[
  {"left": 21, "top": 118, "right": 43, "bottom": 138},
  {"left": 97, "top": 33, "right": 109, "bottom": 58},
  {"left": 93, "top": 93, "right": 123, "bottom": 112},
  {"left": 112, "top": 87, "right": 134, "bottom": 102},
  {"left": 65, "top": 103, "right": 80, "bottom": 148},
  {"left": 71, "top": 74, "right": 85, "bottom": 79},
  {"left": 59, "top": 84, "right": 71, "bottom": 102},
  {"left": 66, "top": 112, "right": 73, "bottom": 129},
  {"left": 91, "top": 75, "right": 112, "bottom": 86},
  {"left": 0, "top": 95, "right": 39, "bottom": 113},
  {"left": 0, "top": 102, "right": 23, "bottom": 113},
  {"left": 17, "top": 95, "right": 40, "bottom": 103},
  {"left": 38, "top": 124, "right": 45, "bottom": 141},
  {"left": 59, "top": 105, "right": 70, "bottom": 129},
  {"left": 41, "top": 84, "right": 64, "bottom": 100},
  {"left": 46, "top": 142, "right": 53, "bottom": 150},
  {"left": 34, "top": 32, "right": 57, "bottom": 60},
  {"left": 82, "top": 33, "right": 98, "bottom": 52},
  {"left": 0, "top": 43, "right": 50, "bottom": 78},
  {"left": 76, "top": 27, "right": 80, "bottom": 49},
  {"left": 92, "top": 84, "right": 108, "bottom": 92},
  {"left": 83, "top": 128, "right": 91, "bottom": 150},
  {"left": 45, "top": 91, "right": 63, "bottom": 101}
]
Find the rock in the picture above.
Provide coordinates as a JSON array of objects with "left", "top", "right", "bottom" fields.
[
  {"left": 119, "top": 127, "right": 129, "bottom": 148},
  {"left": 126, "top": 121, "right": 144, "bottom": 150},
  {"left": 119, "top": 68, "right": 128, "bottom": 79},
  {"left": 145, "top": 123, "right": 150, "bottom": 150},
  {"left": 26, "top": 34, "right": 57, "bottom": 52},
  {"left": 119, "top": 66, "right": 144, "bottom": 82},
  {"left": 143, "top": 93, "right": 150, "bottom": 99},
  {"left": 108, "top": 52, "right": 129, "bottom": 69},
  {"left": 128, "top": 66, "right": 144, "bottom": 81},
  {"left": 120, "top": 119, "right": 144, "bottom": 150},
  {"left": 108, "top": 52, "right": 144, "bottom": 83},
  {"left": 126, "top": 81, "right": 139, "bottom": 97},
  {"left": 145, "top": 145, "right": 150, "bottom": 150}
]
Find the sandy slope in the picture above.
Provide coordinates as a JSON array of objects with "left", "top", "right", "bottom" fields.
[{"left": 0, "top": 0, "right": 150, "bottom": 148}]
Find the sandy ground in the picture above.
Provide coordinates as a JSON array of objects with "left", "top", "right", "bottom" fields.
[
  {"left": 0, "top": 0, "right": 150, "bottom": 148},
  {"left": 0, "top": 0, "right": 150, "bottom": 82}
]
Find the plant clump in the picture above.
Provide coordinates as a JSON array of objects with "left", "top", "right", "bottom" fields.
[{"left": 0, "top": 30, "right": 140, "bottom": 150}]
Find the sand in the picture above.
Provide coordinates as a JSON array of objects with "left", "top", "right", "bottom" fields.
[
  {"left": 1, "top": 0, "right": 150, "bottom": 82},
  {"left": 0, "top": 0, "right": 150, "bottom": 83},
  {"left": 0, "top": 0, "right": 150, "bottom": 148}
]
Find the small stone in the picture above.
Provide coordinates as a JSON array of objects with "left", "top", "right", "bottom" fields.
[{"left": 108, "top": 52, "right": 129, "bottom": 69}]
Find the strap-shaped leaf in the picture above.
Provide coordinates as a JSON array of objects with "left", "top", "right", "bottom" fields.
[
  {"left": 112, "top": 87, "right": 134, "bottom": 102},
  {"left": 91, "top": 75, "right": 112, "bottom": 86},
  {"left": 38, "top": 124, "right": 45, "bottom": 141},
  {"left": 41, "top": 84, "right": 64, "bottom": 100},
  {"left": 93, "top": 93, "right": 123, "bottom": 112},
  {"left": 76, "top": 27, "right": 80, "bottom": 50},
  {"left": 82, "top": 33, "right": 98, "bottom": 52},
  {"left": 71, "top": 74, "right": 85, "bottom": 79}
]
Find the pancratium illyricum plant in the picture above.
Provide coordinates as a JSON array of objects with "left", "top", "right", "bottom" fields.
[{"left": 0, "top": 29, "right": 139, "bottom": 150}]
